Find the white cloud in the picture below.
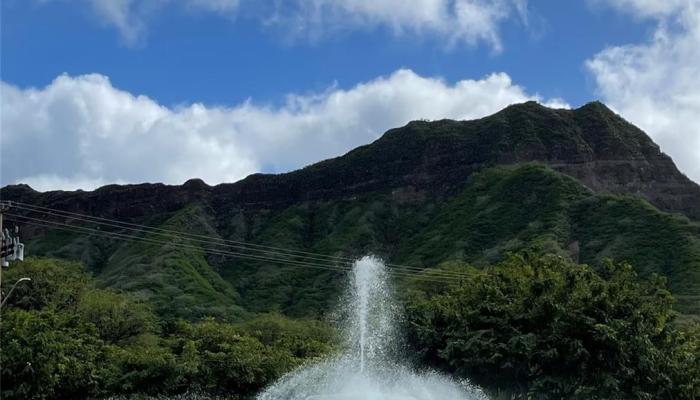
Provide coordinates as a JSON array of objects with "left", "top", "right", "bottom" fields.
[
  {"left": 85, "top": 0, "right": 157, "bottom": 46},
  {"left": 41, "top": 0, "right": 526, "bottom": 50},
  {"left": 265, "top": 0, "right": 528, "bottom": 51},
  {"left": 0, "top": 70, "right": 564, "bottom": 191},
  {"left": 187, "top": 0, "right": 239, "bottom": 14},
  {"left": 588, "top": 0, "right": 691, "bottom": 18},
  {"left": 586, "top": 1, "right": 700, "bottom": 183},
  {"left": 41, "top": 0, "right": 239, "bottom": 46}
]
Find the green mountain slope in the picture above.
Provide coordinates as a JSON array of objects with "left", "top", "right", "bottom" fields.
[
  {"left": 216, "top": 164, "right": 700, "bottom": 315},
  {"left": 98, "top": 205, "right": 246, "bottom": 320},
  {"left": 2, "top": 101, "right": 699, "bottom": 318}
]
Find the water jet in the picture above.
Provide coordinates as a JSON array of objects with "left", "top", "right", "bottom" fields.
[{"left": 257, "top": 256, "right": 486, "bottom": 400}]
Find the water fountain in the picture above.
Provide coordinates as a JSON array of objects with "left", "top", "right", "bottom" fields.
[{"left": 257, "top": 256, "right": 487, "bottom": 400}]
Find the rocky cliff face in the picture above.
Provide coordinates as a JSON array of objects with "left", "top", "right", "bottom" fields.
[{"left": 4, "top": 101, "right": 698, "bottom": 220}]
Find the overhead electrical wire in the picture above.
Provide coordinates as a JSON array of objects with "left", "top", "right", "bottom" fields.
[
  {"left": 11, "top": 201, "right": 461, "bottom": 277},
  {"left": 10, "top": 201, "right": 379, "bottom": 261},
  {"left": 6, "top": 215, "right": 356, "bottom": 275},
  {"left": 8, "top": 216, "right": 462, "bottom": 284},
  {"left": 8, "top": 208, "right": 464, "bottom": 280},
  {"left": 10, "top": 203, "right": 400, "bottom": 271},
  {"left": 4, "top": 202, "right": 465, "bottom": 279},
  {"left": 3, "top": 200, "right": 471, "bottom": 280},
  {"left": 4, "top": 211, "right": 469, "bottom": 283}
]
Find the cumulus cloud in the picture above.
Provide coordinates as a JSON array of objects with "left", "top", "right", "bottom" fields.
[
  {"left": 586, "top": 0, "right": 700, "bottom": 183},
  {"left": 0, "top": 70, "right": 564, "bottom": 191}
]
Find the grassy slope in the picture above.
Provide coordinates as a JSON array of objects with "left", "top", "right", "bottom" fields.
[
  {"left": 99, "top": 204, "right": 247, "bottom": 321},
  {"left": 396, "top": 165, "right": 584, "bottom": 266},
  {"left": 571, "top": 195, "right": 700, "bottom": 313},
  {"left": 28, "top": 204, "right": 248, "bottom": 321}
]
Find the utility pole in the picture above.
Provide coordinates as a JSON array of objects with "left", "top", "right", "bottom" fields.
[
  {"left": 0, "top": 201, "right": 25, "bottom": 308},
  {"left": 0, "top": 200, "right": 7, "bottom": 399},
  {"left": 0, "top": 200, "right": 27, "bottom": 400},
  {"left": 0, "top": 201, "right": 7, "bottom": 308}
]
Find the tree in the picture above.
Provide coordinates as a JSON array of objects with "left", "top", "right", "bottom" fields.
[
  {"left": 1, "top": 258, "right": 339, "bottom": 399},
  {"left": 1, "top": 309, "right": 103, "bottom": 399},
  {"left": 405, "top": 253, "right": 700, "bottom": 399},
  {"left": 2, "top": 258, "right": 90, "bottom": 311},
  {"left": 78, "top": 289, "right": 157, "bottom": 344}
]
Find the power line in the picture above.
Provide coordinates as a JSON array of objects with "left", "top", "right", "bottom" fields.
[
  {"left": 6, "top": 201, "right": 471, "bottom": 280},
  {"left": 8, "top": 214, "right": 354, "bottom": 275},
  {"left": 11, "top": 201, "right": 364, "bottom": 261},
  {"left": 7, "top": 201, "right": 440, "bottom": 273},
  {"left": 6, "top": 214, "right": 465, "bottom": 284},
  {"left": 9, "top": 216, "right": 461, "bottom": 283}
]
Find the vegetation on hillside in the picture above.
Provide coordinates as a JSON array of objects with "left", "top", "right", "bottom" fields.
[
  {"left": 221, "top": 165, "right": 700, "bottom": 316},
  {"left": 5, "top": 101, "right": 700, "bottom": 322},
  {"left": 18, "top": 166, "right": 700, "bottom": 320}
]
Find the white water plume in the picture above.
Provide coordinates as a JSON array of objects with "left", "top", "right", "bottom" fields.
[{"left": 257, "top": 255, "right": 487, "bottom": 400}]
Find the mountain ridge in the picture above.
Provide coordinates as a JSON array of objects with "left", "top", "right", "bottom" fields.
[
  {"left": 2, "top": 101, "right": 699, "bottom": 318},
  {"left": 4, "top": 101, "right": 698, "bottom": 219}
]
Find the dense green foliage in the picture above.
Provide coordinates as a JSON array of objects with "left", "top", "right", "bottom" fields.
[
  {"left": 97, "top": 205, "right": 247, "bottom": 321},
  {"left": 1, "top": 258, "right": 337, "bottom": 400},
  {"left": 18, "top": 165, "right": 700, "bottom": 318},
  {"left": 218, "top": 165, "right": 700, "bottom": 316},
  {"left": 4, "top": 256, "right": 698, "bottom": 399},
  {"left": 405, "top": 254, "right": 700, "bottom": 399}
]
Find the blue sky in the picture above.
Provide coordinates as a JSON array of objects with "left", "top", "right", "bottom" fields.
[
  {"left": 1, "top": 0, "right": 699, "bottom": 190},
  {"left": 2, "top": 0, "right": 651, "bottom": 106}
]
